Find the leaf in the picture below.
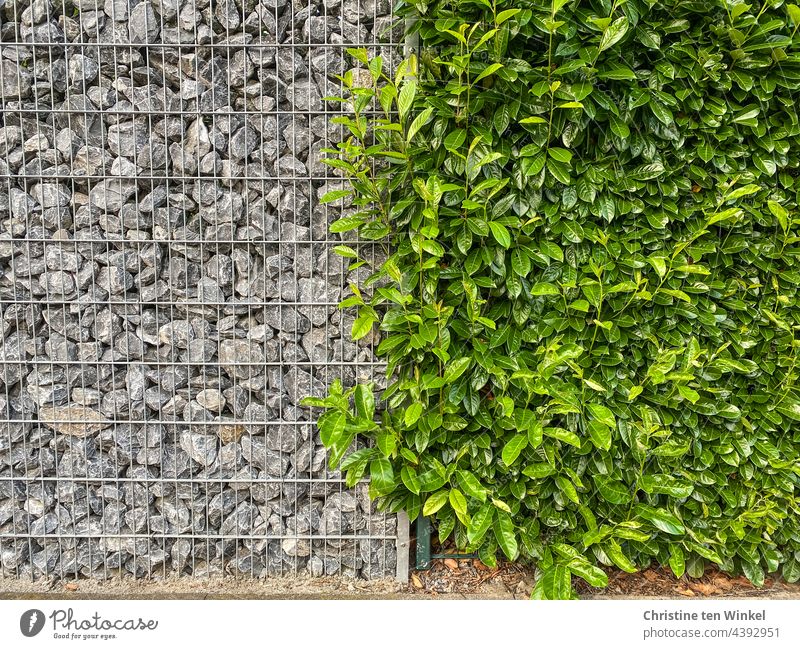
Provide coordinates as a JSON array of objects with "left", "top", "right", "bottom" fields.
[
  {"left": 725, "top": 183, "right": 759, "bottom": 202},
  {"left": 531, "top": 565, "right": 572, "bottom": 599},
  {"left": 648, "top": 256, "right": 667, "bottom": 278},
  {"left": 586, "top": 403, "right": 616, "bottom": 428},
  {"left": 640, "top": 474, "right": 694, "bottom": 499},
  {"left": 561, "top": 220, "right": 584, "bottom": 242},
  {"left": 783, "top": 558, "right": 800, "bottom": 583},
  {"left": 544, "top": 427, "right": 582, "bottom": 447},
  {"left": 597, "top": 194, "right": 615, "bottom": 222},
  {"left": 605, "top": 541, "right": 638, "bottom": 573},
  {"left": 520, "top": 116, "right": 547, "bottom": 124},
  {"left": 556, "top": 475, "right": 579, "bottom": 504},
  {"left": 677, "top": 384, "right": 700, "bottom": 404},
  {"left": 406, "top": 107, "right": 433, "bottom": 144},
  {"left": 528, "top": 420, "right": 543, "bottom": 447},
  {"left": 768, "top": 200, "right": 789, "bottom": 232},
  {"left": 320, "top": 189, "right": 351, "bottom": 204},
  {"left": 547, "top": 157, "right": 572, "bottom": 184},
  {"left": 630, "top": 162, "right": 665, "bottom": 181},
  {"left": 669, "top": 545, "right": 686, "bottom": 578},
  {"left": 330, "top": 216, "right": 363, "bottom": 233},
  {"left": 370, "top": 458, "right": 394, "bottom": 494},
  {"left": 493, "top": 511, "right": 519, "bottom": 560},
  {"left": 444, "top": 357, "right": 472, "bottom": 384},
  {"left": 741, "top": 561, "right": 765, "bottom": 587},
  {"left": 598, "top": 16, "right": 629, "bottom": 52},
  {"left": 582, "top": 378, "right": 606, "bottom": 392},
  {"left": 458, "top": 470, "right": 488, "bottom": 502},
  {"left": 397, "top": 80, "right": 416, "bottom": 120},
  {"left": 489, "top": 221, "right": 511, "bottom": 248},
  {"left": 511, "top": 248, "right": 531, "bottom": 276},
  {"left": 314, "top": 32, "right": 798, "bottom": 597},
  {"left": 753, "top": 153, "right": 776, "bottom": 176},
  {"left": 496, "top": 8, "right": 521, "bottom": 24},
  {"left": 474, "top": 62, "right": 504, "bottom": 84},
  {"left": 609, "top": 115, "right": 630, "bottom": 138},
  {"left": 638, "top": 506, "right": 686, "bottom": 535},
  {"left": 587, "top": 420, "right": 612, "bottom": 451},
  {"left": 540, "top": 241, "right": 564, "bottom": 261},
  {"left": 775, "top": 401, "right": 800, "bottom": 421},
  {"left": 318, "top": 411, "right": 345, "bottom": 447},
  {"left": 522, "top": 463, "right": 556, "bottom": 478},
  {"left": 467, "top": 503, "right": 494, "bottom": 545},
  {"left": 548, "top": 147, "right": 573, "bottom": 163},
  {"left": 531, "top": 282, "right": 561, "bottom": 296},
  {"left": 697, "top": 142, "right": 714, "bottom": 162},
  {"left": 401, "top": 466, "right": 421, "bottom": 495},
  {"left": 354, "top": 384, "right": 375, "bottom": 420},
  {"left": 597, "top": 64, "right": 636, "bottom": 80},
  {"left": 449, "top": 488, "right": 468, "bottom": 523},
  {"left": 649, "top": 99, "right": 673, "bottom": 125},
  {"left": 568, "top": 560, "right": 608, "bottom": 588},
  {"left": 423, "top": 490, "right": 449, "bottom": 516},
  {"left": 404, "top": 402, "right": 423, "bottom": 427},
  {"left": 444, "top": 128, "right": 467, "bottom": 152},
  {"left": 351, "top": 314, "right": 374, "bottom": 340},
  {"left": 594, "top": 476, "right": 630, "bottom": 505},
  {"left": 376, "top": 431, "right": 395, "bottom": 457},
  {"left": 333, "top": 245, "right": 358, "bottom": 258},
  {"left": 502, "top": 434, "right": 528, "bottom": 466}
]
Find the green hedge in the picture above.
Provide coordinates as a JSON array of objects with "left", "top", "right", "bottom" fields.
[{"left": 305, "top": 0, "right": 800, "bottom": 598}]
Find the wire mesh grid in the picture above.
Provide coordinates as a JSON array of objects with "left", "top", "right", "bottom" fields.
[{"left": 0, "top": 0, "right": 406, "bottom": 581}]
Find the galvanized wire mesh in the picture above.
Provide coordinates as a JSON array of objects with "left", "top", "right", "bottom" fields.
[{"left": 0, "top": 0, "right": 405, "bottom": 580}]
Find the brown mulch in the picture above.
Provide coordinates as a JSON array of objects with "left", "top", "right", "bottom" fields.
[
  {"left": 578, "top": 566, "right": 800, "bottom": 599},
  {"left": 409, "top": 557, "right": 534, "bottom": 598},
  {"left": 406, "top": 546, "right": 800, "bottom": 599}
]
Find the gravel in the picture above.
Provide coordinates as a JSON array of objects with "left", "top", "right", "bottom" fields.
[{"left": 0, "top": 0, "right": 399, "bottom": 581}]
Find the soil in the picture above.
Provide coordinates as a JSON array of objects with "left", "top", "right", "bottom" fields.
[
  {"left": 407, "top": 558, "right": 800, "bottom": 599},
  {"left": 2, "top": 562, "right": 798, "bottom": 599}
]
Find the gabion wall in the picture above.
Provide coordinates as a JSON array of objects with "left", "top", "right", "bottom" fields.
[{"left": 0, "top": 0, "right": 403, "bottom": 580}]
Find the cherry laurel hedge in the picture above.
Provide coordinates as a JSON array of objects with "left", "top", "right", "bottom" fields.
[{"left": 304, "top": 0, "right": 800, "bottom": 597}]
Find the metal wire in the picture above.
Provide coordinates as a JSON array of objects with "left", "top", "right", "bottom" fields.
[{"left": 0, "top": 0, "right": 402, "bottom": 582}]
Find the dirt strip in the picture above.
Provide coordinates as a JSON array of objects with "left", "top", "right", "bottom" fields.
[{"left": 2, "top": 563, "right": 799, "bottom": 600}]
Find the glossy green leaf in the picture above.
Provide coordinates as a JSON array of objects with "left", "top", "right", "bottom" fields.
[
  {"left": 404, "top": 402, "right": 423, "bottom": 426},
  {"left": 501, "top": 434, "right": 528, "bottom": 466},
  {"left": 493, "top": 511, "right": 519, "bottom": 560}
]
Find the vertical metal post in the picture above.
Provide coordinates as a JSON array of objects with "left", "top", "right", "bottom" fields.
[
  {"left": 404, "top": 19, "right": 420, "bottom": 59},
  {"left": 415, "top": 515, "right": 433, "bottom": 570},
  {"left": 395, "top": 510, "right": 410, "bottom": 582}
]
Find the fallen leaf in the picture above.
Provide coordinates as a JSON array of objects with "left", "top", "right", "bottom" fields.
[
  {"left": 677, "top": 587, "right": 696, "bottom": 597},
  {"left": 411, "top": 573, "right": 423, "bottom": 589},
  {"left": 65, "top": 583, "right": 78, "bottom": 592},
  {"left": 692, "top": 582, "right": 719, "bottom": 596},
  {"left": 444, "top": 558, "right": 459, "bottom": 570},
  {"left": 643, "top": 569, "right": 659, "bottom": 582}
]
